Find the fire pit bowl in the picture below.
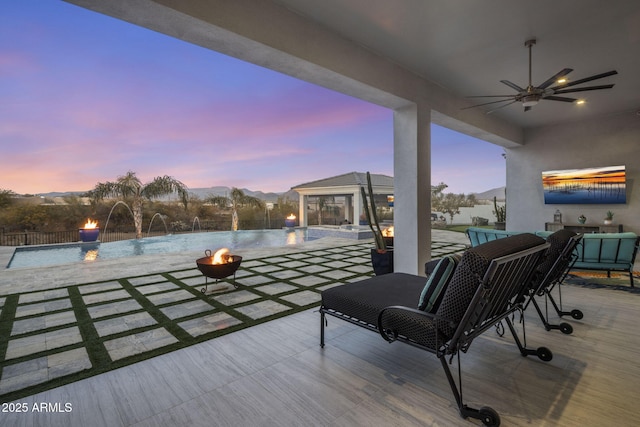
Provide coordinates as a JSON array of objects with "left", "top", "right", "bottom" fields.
[
  {"left": 195, "top": 249, "right": 243, "bottom": 293},
  {"left": 79, "top": 228, "right": 100, "bottom": 242},
  {"left": 196, "top": 254, "right": 243, "bottom": 279}
]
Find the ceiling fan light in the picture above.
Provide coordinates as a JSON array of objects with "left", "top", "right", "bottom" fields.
[{"left": 522, "top": 94, "right": 539, "bottom": 107}]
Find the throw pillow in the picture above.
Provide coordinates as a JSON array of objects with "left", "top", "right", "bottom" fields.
[{"left": 418, "top": 254, "right": 461, "bottom": 312}]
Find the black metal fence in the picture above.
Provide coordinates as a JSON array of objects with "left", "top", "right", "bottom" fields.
[{"left": 0, "top": 230, "right": 79, "bottom": 246}]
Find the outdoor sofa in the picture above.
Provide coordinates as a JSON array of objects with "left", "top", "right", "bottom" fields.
[
  {"left": 320, "top": 233, "right": 551, "bottom": 426},
  {"left": 466, "top": 227, "right": 639, "bottom": 287}
]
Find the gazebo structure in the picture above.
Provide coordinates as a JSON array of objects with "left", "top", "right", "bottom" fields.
[{"left": 292, "top": 172, "right": 394, "bottom": 228}]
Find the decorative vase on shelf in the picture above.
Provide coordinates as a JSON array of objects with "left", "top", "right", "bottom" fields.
[{"left": 578, "top": 215, "right": 586, "bottom": 224}]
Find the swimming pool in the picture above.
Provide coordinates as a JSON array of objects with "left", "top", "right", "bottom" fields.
[{"left": 6, "top": 229, "right": 310, "bottom": 269}]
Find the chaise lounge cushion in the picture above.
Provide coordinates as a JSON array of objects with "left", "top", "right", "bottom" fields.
[
  {"left": 321, "top": 273, "right": 426, "bottom": 327},
  {"left": 418, "top": 254, "right": 461, "bottom": 312}
]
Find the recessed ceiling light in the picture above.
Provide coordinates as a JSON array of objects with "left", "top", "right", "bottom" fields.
[
  {"left": 557, "top": 78, "right": 568, "bottom": 84},
  {"left": 576, "top": 99, "right": 586, "bottom": 105}
]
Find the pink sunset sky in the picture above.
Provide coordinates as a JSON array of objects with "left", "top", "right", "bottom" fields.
[{"left": 0, "top": 1, "right": 505, "bottom": 195}]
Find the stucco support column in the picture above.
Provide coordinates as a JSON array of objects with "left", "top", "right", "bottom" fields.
[
  {"left": 298, "top": 194, "right": 308, "bottom": 227},
  {"left": 353, "top": 190, "right": 363, "bottom": 225},
  {"left": 344, "top": 194, "right": 352, "bottom": 223},
  {"left": 393, "top": 103, "right": 431, "bottom": 275}
]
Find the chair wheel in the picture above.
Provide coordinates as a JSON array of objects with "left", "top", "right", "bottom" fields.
[
  {"left": 560, "top": 322, "right": 573, "bottom": 334},
  {"left": 571, "top": 309, "right": 583, "bottom": 320},
  {"left": 479, "top": 406, "right": 501, "bottom": 427},
  {"left": 536, "top": 346, "right": 553, "bottom": 362}
]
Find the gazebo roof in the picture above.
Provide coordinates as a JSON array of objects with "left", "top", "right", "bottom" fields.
[{"left": 292, "top": 171, "right": 393, "bottom": 190}]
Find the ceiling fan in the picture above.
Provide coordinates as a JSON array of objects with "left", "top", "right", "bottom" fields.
[{"left": 463, "top": 38, "right": 618, "bottom": 113}]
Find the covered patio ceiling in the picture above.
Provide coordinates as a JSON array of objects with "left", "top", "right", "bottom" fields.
[{"left": 272, "top": 0, "right": 640, "bottom": 129}]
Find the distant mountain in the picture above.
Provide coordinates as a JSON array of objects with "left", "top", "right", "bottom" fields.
[
  {"left": 37, "top": 191, "right": 87, "bottom": 198},
  {"left": 472, "top": 186, "right": 506, "bottom": 201},
  {"left": 186, "top": 187, "right": 298, "bottom": 203}
]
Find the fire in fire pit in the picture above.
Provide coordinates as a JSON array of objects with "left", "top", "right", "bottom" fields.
[
  {"left": 381, "top": 226, "right": 394, "bottom": 247},
  {"left": 79, "top": 218, "right": 100, "bottom": 242},
  {"left": 196, "top": 248, "right": 243, "bottom": 293},
  {"left": 284, "top": 213, "right": 297, "bottom": 228}
]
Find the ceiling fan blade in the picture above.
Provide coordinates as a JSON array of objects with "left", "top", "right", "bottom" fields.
[
  {"left": 500, "top": 80, "right": 525, "bottom": 92},
  {"left": 462, "top": 97, "right": 517, "bottom": 110},
  {"left": 551, "top": 70, "right": 618, "bottom": 90},
  {"left": 538, "top": 68, "right": 573, "bottom": 89},
  {"left": 544, "top": 95, "right": 577, "bottom": 102},
  {"left": 554, "top": 84, "right": 615, "bottom": 94},
  {"left": 487, "top": 100, "right": 519, "bottom": 114}
]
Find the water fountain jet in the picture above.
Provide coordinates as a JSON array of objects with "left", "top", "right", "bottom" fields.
[
  {"left": 147, "top": 213, "right": 170, "bottom": 237},
  {"left": 102, "top": 201, "right": 136, "bottom": 242}
]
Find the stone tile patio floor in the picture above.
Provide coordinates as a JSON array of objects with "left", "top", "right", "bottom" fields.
[{"left": 0, "top": 233, "right": 468, "bottom": 401}]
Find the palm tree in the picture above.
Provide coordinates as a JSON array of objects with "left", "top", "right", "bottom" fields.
[
  {"left": 90, "top": 171, "right": 189, "bottom": 239},
  {"left": 207, "top": 187, "right": 263, "bottom": 231}
]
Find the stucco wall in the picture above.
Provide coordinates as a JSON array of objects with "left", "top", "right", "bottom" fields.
[{"left": 507, "top": 112, "right": 640, "bottom": 234}]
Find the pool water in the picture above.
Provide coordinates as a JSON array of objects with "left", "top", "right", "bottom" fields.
[{"left": 6, "top": 229, "right": 310, "bottom": 269}]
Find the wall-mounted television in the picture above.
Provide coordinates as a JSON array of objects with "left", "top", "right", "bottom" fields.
[{"left": 542, "top": 165, "right": 626, "bottom": 204}]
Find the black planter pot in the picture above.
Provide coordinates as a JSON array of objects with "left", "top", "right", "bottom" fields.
[{"left": 371, "top": 248, "right": 394, "bottom": 275}]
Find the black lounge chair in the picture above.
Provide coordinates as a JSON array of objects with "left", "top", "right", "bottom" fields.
[
  {"left": 521, "top": 230, "right": 584, "bottom": 335},
  {"left": 320, "top": 233, "right": 550, "bottom": 427}
]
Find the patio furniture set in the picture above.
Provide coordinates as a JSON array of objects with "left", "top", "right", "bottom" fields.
[{"left": 318, "top": 227, "right": 615, "bottom": 426}]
